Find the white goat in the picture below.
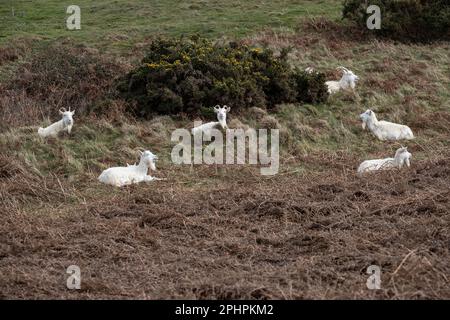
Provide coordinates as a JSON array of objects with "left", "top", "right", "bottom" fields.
[
  {"left": 38, "top": 107, "right": 75, "bottom": 138},
  {"left": 325, "top": 66, "right": 359, "bottom": 94},
  {"left": 98, "top": 150, "right": 162, "bottom": 187},
  {"left": 360, "top": 109, "right": 414, "bottom": 141},
  {"left": 304, "top": 67, "right": 315, "bottom": 74},
  {"left": 357, "top": 147, "right": 412, "bottom": 175},
  {"left": 191, "top": 105, "right": 230, "bottom": 136}
]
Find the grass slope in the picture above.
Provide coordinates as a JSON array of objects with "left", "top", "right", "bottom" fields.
[
  {"left": 0, "top": 0, "right": 341, "bottom": 49},
  {"left": 0, "top": 1, "right": 449, "bottom": 299}
]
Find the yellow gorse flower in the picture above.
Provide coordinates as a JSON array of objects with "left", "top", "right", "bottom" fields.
[{"left": 181, "top": 53, "right": 191, "bottom": 61}]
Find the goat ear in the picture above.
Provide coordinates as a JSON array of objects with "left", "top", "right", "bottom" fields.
[
  {"left": 224, "top": 105, "right": 230, "bottom": 112},
  {"left": 71, "top": 109, "right": 75, "bottom": 115},
  {"left": 214, "top": 105, "right": 220, "bottom": 113}
]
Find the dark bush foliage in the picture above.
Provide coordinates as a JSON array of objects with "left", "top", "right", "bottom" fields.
[
  {"left": 343, "top": 0, "right": 450, "bottom": 42},
  {"left": 292, "top": 69, "right": 329, "bottom": 104},
  {"left": 118, "top": 36, "right": 328, "bottom": 118}
]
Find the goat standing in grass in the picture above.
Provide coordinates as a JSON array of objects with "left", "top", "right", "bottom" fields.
[
  {"left": 38, "top": 108, "right": 75, "bottom": 138},
  {"left": 357, "top": 147, "right": 412, "bottom": 175},
  {"left": 98, "top": 150, "right": 163, "bottom": 187},
  {"left": 360, "top": 109, "right": 414, "bottom": 141},
  {"left": 191, "top": 105, "right": 230, "bottom": 136},
  {"left": 325, "top": 66, "right": 359, "bottom": 94}
]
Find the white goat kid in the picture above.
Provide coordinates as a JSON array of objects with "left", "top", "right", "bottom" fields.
[
  {"left": 38, "top": 108, "right": 75, "bottom": 138},
  {"left": 360, "top": 109, "right": 414, "bottom": 141},
  {"left": 191, "top": 105, "right": 230, "bottom": 136},
  {"left": 357, "top": 147, "right": 412, "bottom": 175},
  {"left": 98, "top": 150, "right": 162, "bottom": 187},
  {"left": 325, "top": 66, "right": 359, "bottom": 94}
]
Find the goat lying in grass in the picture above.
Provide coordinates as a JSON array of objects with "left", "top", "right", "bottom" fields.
[
  {"left": 357, "top": 147, "right": 412, "bottom": 175},
  {"left": 325, "top": 66, "right": 359, "bottom": 94},
  {"left": 98, "top": 150, "right": 163, "bottom": 187},
  {"left": 192, "top": 105, "right": 230, "bottom": 136},
  {"left": 360, "top": 109, "right": 415, "bottom": 141},
  {"left": 38, "top": 108, "right": 75, "bottom": 138}
]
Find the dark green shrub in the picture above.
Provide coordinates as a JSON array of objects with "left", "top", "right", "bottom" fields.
[
  {"left": 292, "top": 69, "right": 329, "bottom": 104},
  {"left": 343, "top": 0, "right": 450, "bottom": 42},
  {"left": 118, "top": 36, "right": 328, "bottom": 118}
]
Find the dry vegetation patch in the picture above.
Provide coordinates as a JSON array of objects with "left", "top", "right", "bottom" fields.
[{"left": 0, "top": 153, "right": 449, "bottom": 299}]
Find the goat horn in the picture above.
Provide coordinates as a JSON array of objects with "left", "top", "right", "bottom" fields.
[{"left": 134, "top": 147, "right": 145, "bottom": 156}]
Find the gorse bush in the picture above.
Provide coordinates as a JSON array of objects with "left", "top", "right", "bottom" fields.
[
  {"left": 343, "top": 0, "right": 450, "bottom": 42},
  {"left": 292, "top": 69, "right": 329, "bottom": 104},
  {"left": 118, "top": 36, "right": 328, "bottom": 118}
]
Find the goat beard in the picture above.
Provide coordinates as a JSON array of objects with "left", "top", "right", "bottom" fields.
[{"left": 361, "top": 121, "right": 366, "bottom": 130}]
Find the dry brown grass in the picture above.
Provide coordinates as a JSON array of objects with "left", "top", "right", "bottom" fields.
[
  {"left": 0, "top": 44, "right": 128, "bottom": 131},
  {"left": 0, "top": 151, "right": 449, "bottom": 299}
]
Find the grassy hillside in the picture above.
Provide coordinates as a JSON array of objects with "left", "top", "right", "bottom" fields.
[
  {"left": 0, "top": 0, "right": 449, "bottom": 299},
  {"left": 0, "top": 0, "right": 342, "bottom": 49}
]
